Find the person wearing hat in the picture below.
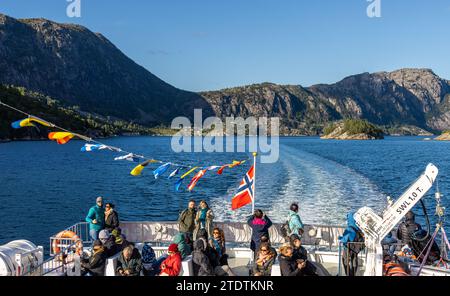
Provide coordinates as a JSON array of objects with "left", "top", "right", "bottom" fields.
[
  {"left": 98, "top": 229, "right": 119, "bottom": 257},
  {"left": 111, "top": 228, "right": 131, "bottom": 253},
  {"left": 159, "top": 244, "right": 182, "bottom": 276},
  {"left": 117, "top": 245, "right": 143, "bottom": 276},
  {"left": 85, "top": 196, "right": 105, "bottom": 241},
  {"left": 80, "top": 239, "right": 106, "bottom": 276}
]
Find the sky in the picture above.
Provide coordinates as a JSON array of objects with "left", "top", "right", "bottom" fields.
[{"left": 1, "top": 0, "right": 450, "bottom": 92}]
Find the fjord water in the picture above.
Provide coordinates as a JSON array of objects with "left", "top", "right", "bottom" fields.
[{"left": 1, "top": 136, "right": 449, "bottom": 249}]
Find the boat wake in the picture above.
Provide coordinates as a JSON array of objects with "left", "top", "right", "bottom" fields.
[{"left": 211, "top": 144, "right": 386, "bottom": 225}]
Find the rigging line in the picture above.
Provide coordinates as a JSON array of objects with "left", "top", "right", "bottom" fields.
[{"left": 1, "top": 100, "right": 250, "bottom": 170}]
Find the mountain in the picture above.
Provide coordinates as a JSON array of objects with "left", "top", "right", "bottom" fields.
[
  {"left": 200, "top": 69, "right": 450, "bottom": 134},
  {"left": 0, "top": 85, "right": 167, "bottom": 141},
  {"left": 0, "top": 14, "right": 213, "bottom": 126},
  {"left": 1, "top": 13, "right": 450, "bottom": 136}
]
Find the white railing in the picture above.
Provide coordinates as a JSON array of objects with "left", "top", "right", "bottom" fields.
[{"left": 50, "top": 221, "right": 345, "bottom": 255}]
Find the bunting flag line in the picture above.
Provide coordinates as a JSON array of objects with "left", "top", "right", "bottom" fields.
[
  {"left": 153, "top": 162, "right": 171, "bottom": 179},
  {"left": 48, "top": 132, "right": 75, "bottom": 145},
  {"left": 114, "top": 153, "right": 142, "bottom": 162},
  {"left": 1, "top": 100, "right": 252, "bottom": 193},
  {"left": 81, "top": 143, "right": 110, "bottom": 152},
  {"left": 130, "top": 159, "right": 159, "bottom": 176}
]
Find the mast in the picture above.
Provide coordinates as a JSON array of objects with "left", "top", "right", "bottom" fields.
[{"left": 252, "top": 152, "right": 257, "bottom": 214}]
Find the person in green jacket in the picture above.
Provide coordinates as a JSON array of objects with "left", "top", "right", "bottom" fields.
[
  {"left": 173, "top": 232, "right": 192, "bottom": 259},
  {"left": 178, "top": 200, "right": 197, "bottom": 239},
  {"left": 85, "top": 196, "right": 105, "bottom": 241},
  {"left": 288, "top": 203, "right": 304, "bottom": 237}
]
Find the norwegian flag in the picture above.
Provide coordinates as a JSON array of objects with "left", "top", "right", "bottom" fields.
[{"left": 232, "top": 165, "right": 254, "bottom": 210}]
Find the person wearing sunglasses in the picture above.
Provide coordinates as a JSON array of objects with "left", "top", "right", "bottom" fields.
[
  {"left": 85, "top": 196, "right": 105, "bottom": 241},
  {"left": 253, "top": 242, "right": 276, "bottom": 276},
  {"left": 104, "top": 203, "right": 119, "bottom": 232},
  {"left": 209, "top": 228, "right": 235, "bottom": 276}
]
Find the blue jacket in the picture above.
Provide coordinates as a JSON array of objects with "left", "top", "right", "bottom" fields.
[
  {"left": 85, "top": 205, "right": 105, "bottom": 231},
  {"left": 339, "top": 212, "right": 362, "bottom": 250},
  {"left": 288, "top": 211, "right": 304, "bottom": 235}
]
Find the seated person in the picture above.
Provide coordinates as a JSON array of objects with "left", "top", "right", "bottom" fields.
[
  {"left": 141, "top": 243, "right": 159, "bottom": 276},
  {"left": 111, "top": 228, "right": 131, "bottom": 253},
  {"left": 209, "top": 228, "right": 235, "bottom": 276},
  {"left": 98, "top": 229, "right": 120, "bottom": 257},
  {"left": 116, "top": 245, "right": 142, "bottom": 276},
  {"left": 192, "top": 238, "right": 214, "bottom": 276},
  {"left": 173, "top": 232, "right": 192, "bottom": 259},
  {"left": 253, "top": 242, "right": 276, "bottom": 276},
  {"left": 80, "top": 240, "right": 107, "bottom": 276},
  {"left": 278, "top": 243, "right": 308, "bottom": 276},
  {"left": 159, "top": 244, "right": 182, "bottom": 276},
  {"left": 290, "top": 234, "right": 317, "bottom": 276}
]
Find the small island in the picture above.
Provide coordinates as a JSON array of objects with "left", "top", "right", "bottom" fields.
[
  {"left": 321, "top": 119, "right": 384, "bottom": 140},
  {"left": 435, "top": 131, "right": 450, "bottom": 141}
]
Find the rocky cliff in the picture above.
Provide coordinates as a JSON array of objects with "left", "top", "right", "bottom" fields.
[{"left": 0, "top": 14, "right": 213, "bottom": 126}]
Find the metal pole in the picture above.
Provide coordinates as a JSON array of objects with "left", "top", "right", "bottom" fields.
[{"left": 252, "top": 152, "right": 257, "bottom": 214}]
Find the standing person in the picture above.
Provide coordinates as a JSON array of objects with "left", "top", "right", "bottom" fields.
[
  {"left": 178, "top": 200, "right": 197, "bottom": 240},
  {"left": 278, "top": 243, "right": 307, "bottom": 276},
  {"left": 247, "top": 209, "right": 273, "bottom": 254},
  {"left": 85, "top": 196, "right": 105, "bottom": 241},
  {"left": 116, "top": 245, "right": 143, "bottom": 276},
  {"left": 193, "top": 200, "right": 214, "bottom": 241},
  {"left": 288, "top": 203, "right": 304, "bottom": 237},
  {"left": 339, "top": 212, "right": 365, "bottom": 276},
  {"left": 104, "top": 203, "right": 119, "bottom": 232},
  {"left": 159, "top": 244, "right": 182, "bottom": 276},
  {"left": 253, "top": 242, "right": 276, "bottom": 276},
  {"left": 80, "top": 240, "right": 107, "bottom": 276}
]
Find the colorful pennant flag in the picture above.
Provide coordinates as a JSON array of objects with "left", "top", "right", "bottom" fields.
[
  {"left": 232, "top": 165, "right": 254, "bottom": 210},
  {"left": 81, "top": 143, "right": 109, "bottom": 152},
  {"left": 11, "top": 117, "right": 53, "bottom": 129},
  {"left": 130, "top": 159, "right": 158, "bottom": 176},
  {"left": 168, "top": 167, "right": 181, "bottom": 179},
  {"left": 114, "top": 153, "right": 141, "bottom": 162},
  {"left": 187, "top": 169, "right": 207, "bottom": 192},
  {"left": 174, "top": 178, "right": 184, "bottom": 192},
  {"left": 153, "top": 163, "right": 171, "bottom": 179},
  {"left": 48, "top": 132, "right": 74, "bottom": 145}
]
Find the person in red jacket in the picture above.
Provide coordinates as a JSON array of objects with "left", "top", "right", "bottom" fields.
[{"left": 159, "top": 244, "right": 182, "bottom": 276}]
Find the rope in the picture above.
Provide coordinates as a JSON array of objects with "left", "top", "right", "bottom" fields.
[
  {"left": 0, "top": 100, "right": 250, "bottom": 170},
  {"left": 416, "top": 225, "right": 440, "bottom": 276}
]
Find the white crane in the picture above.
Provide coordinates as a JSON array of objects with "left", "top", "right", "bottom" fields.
[{"left": 354, "top": 163, "right": 439, "bottom": 276}]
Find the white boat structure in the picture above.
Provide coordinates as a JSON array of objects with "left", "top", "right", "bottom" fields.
[{"left": 1, "top": 163, "right": 449, "bottom": 276}]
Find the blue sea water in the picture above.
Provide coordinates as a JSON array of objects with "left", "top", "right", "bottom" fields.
[{"left": 1, "top": 136, "right": 449, "bottom": 250}]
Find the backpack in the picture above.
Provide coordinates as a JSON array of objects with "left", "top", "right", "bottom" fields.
[{"left": 280, "top": 221, "right": 291, "bottom": 240}]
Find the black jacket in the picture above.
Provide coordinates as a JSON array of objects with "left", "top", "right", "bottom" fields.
[
  {"left": 192, "top": 239, "right": 214, "bottom": 276},
  {"left": 103, "top": 236, "right": 120, "bottom": 257},
  {"left": 397, "top": 219, "right": 422, "bottom": 247},
  {"left": 105, "top": 210, "right": 120, "bottom": 231},
  {"left": 279, "top": 255, "right": 305, "bottom": 276},
  {"left": 116, "top": 248, "right": 143, "bottom": 276},
  {"left": 81, "top": 249, "right": 107, "bottom": 276}
]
